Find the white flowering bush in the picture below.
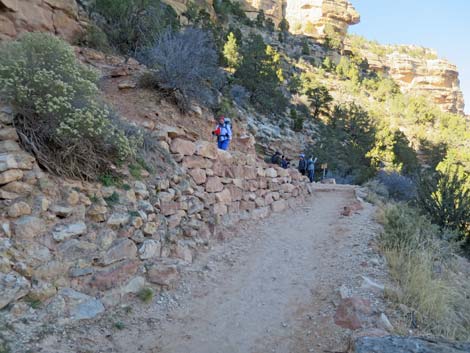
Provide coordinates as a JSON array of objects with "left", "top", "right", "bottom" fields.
[{"left": 0, "top": 33, "right": 141, "bottom": 179}]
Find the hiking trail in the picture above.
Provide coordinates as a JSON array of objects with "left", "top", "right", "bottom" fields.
[{"left": 37, "top": 185, "right": 388, "bottom": 353}]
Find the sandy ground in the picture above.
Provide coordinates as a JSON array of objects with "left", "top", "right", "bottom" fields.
[{"left": 26, "top": 185, "right": 392, "bottom": 353}]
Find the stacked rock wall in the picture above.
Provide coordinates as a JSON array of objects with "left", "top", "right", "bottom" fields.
[{"left": 0, "top": 106, "right": 312, "bottom": 320}]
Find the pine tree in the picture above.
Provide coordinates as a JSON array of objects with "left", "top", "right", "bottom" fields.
[
  {"left": 256, "top": 10, "right": 265, "bottom": 28},
  {"left": 235, "top": 34, "right": 286, "bottom": 114},
  {"left": 223, "top": 32, "right": 241, "bottom": 70}
]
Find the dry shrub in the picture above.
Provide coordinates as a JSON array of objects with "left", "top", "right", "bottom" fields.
[
  {"left": 0, "top": 33, "right": 141, "bottom": 180},
  {"left": 139, "top": 28, "right": 224, "bottom": 112},
  {"left": 380, "top": 202, "right": 470, "bottom": 340}
]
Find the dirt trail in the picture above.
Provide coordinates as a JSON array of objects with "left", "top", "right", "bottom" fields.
[
  {"left": 104, "top": 186, "right": 379, "bottom": 353},
  {"left": 36, "top": 185, "right": 385, "bottom": 353}
]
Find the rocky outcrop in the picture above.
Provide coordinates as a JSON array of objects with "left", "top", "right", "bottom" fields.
[
  {"left": 0, "top": 0, "right": 83, "bottom": 41},
  {"left": 0, "top": 105, "right": 313, "bottom": 321},
  {"left": 386, "top": 54, "right": 465, "bottom": 114},
  {"left": 351, "top": 336, "right": 470, "bottom": 353},
  {"left": 286, "top": 0, "right": 359, "bottom": 40},
  {"left": 356, "top": 45, "right": 466, "bottom": 114}
]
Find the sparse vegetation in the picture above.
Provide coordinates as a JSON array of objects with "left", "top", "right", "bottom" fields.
[
  {"left": 378, "top": 203, "right": 470, "bottom": 340},
  {"left": 0, "top": 33, "right": 142, "bottom": 180},
  {"left": 89, "top": 0, "right": 179, "bottom": 56},
  {"left": 137, "top": 287, "right": 154, "bottom": 303},
  {"left": 140, "top": 28, "right": 224, "bottom": 112}
]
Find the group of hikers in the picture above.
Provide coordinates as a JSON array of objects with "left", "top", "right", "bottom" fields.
[
  {"left": 211, "top": 116, "right": 320, "bottom": 183},
  {"left": 272, "top": 152, "right": 318, "bottom": 182}
]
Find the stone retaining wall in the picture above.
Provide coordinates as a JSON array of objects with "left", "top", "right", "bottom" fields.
[{"left": 0, "top": 106, "right": 312, "bottom": 321}]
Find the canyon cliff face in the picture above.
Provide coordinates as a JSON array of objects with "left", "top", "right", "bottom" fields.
[
  {"left": 285, "top": 0, "right": 359, "bottom": 39},
  {"left": 0, "top": 0, "right": 83, "bottom": 42},
  {"left": 360, "top": 47, "right": 465, "bottom": 115}
]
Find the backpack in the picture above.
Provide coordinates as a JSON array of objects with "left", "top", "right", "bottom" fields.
[
  {"left": 224, "top": 117, "right": 232, "bottom": 133},
  {"left": 298, "top": 159, "right": 306, "bottom": 171}
]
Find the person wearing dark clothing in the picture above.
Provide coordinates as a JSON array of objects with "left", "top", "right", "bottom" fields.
[
  {"left": 271, "top": 151, "right": 281, "bottom": 165},
  {"left": 307, "top": 156, "right": 318, "bottom": 182},
  {"left": 281, "top": 155, "right": 288, "bottom": 169},
  {"left": 298, "top": 154, "right": 307, "bottom": 175}
]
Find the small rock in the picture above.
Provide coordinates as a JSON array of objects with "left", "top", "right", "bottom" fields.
[
  {"left": 50, "top": 204, "right": 74, "bottom": 218},
  {"left": 99, "top": 238, "right": 137, "bottom": 266},
  {"left": 107, "top": 212, "right": 130, "bottom": 227},
  {"left": 379, "top": 313, "right": 394, "bottom": 332},
  {"left": 7, "top": 201, "right": 31, "bottom": 218},
  {"left": 52, "top": 222, "right": 87, "bottom": 242},
  {"left": 361, "top": 276, "right": 385, "bottom": 292},
  {"left": 139, "top": 239, "right": 161, "bottom": 260},
  {"left": 0, "top": 169, "right": 23, "bottom": 184}
]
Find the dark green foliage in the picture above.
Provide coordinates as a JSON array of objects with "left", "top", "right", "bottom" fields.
[
  {"left": 255, "top": 10, "right": 265, "bottom": 28},
  {"left": 99, "top": 174, "right": 123, "bottom": 187},
  {"left": 113, "top": 322, "right": 125, "bottom": 330},
  {"left": 75, "top": 24, "right": 112, "bottom": 53},
  {"left": 184, "top": 3, "right": 212, "bottom": 29},
  {"left": 322, "top": 57, "right": 335, "bottom": 71},
  {"left": 235, "top": 34, "right": 287, "bottom": 114},
  {"left": 301, "top": 39, "right": 310, "bottom": 55},
  {"left": 213, "top": 0, "right": 247, "bottom": 22},
  {"left": 265, "top": 18, "right": 275, "bottom": 32},
  {"left": 290, "top": 109, "right": 304, "bottom": 132},
  {"left": 104, "top": 191, "right": 120, "bottom": 206},
  {"left": 417, "top": 168, "right": 470, "bottom": 244},
  {"left": 137, "top": 287, "right": 154, "bottom": 303},
  {"left": 311, "top": 103, "right": 376, "bottom": 184},
  {"left": 305, "top": 85, "right": 333, "bottom": 119},
  {"left": 323, "top": 24, "right": 343, "bottom": 51},
  {"left": 90, "top": 0, "right": 179, "bottom": 56},
  {"left": 278, "top": 18, "right": 289, "bottom": 32}
]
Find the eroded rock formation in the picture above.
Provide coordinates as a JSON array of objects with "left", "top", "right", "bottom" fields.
[
  {"left": 0, "top": 0, "right": 83, "bottom": 41},
  {"left": 359, "top": 47, "right": 465, "bottom": 114},
  {"left": 286, "top": 0, "right": 359, "bottom": 40}
]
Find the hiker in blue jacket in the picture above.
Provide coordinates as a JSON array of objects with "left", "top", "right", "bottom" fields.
[
  {"left": 212, "top": 116, "right": 232, "bottom": 150},
  {"left": 307, "top": 156, "right": 318, "bottom": 182}
]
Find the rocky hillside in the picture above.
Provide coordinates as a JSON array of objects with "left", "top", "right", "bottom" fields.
[
  {"left": 0, "top": 0, "right": 84, "bottom": 41},
  {"left": 346, "top": 39, "right": 465, "bottom": 114}
]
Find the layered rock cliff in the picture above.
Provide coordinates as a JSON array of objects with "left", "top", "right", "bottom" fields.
[
  {"left": 351, "top": 43, "right": 466, "bottom": 114},
  {"left": 0, "top": 0, "right": 83, "bottom": 41},
  {"left": 286, "top": 0, "right": 359, "bottom": 39}
]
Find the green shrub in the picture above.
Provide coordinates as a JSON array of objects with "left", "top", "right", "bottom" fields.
[
  {"left": 104, "top": 191, "right": 120, "bottom": 206},
  {"left": 137, "top": 287, "right": 154, "bottom": 303},
  {"left": 90, "top": 0, "right": 179, "bottom": 56},
  {"left": 379, "top": 202, "right": 470, "bottom": 339},
  {"left": 235, "top": 34, "right": 287, "bottom": 114},
  {"left": 75, "top": 24, "right": 112, "bottom": 53},
  {"left": 0, "top": 33, "right": 141, "bottom": 179},
  {"left": 290, "top": 109, "right": 304, "bottom": 132},
  {"left": 417, "top": 167, "right": 470, "bottom": 243}
]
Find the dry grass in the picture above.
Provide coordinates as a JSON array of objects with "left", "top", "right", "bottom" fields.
[{"left": 379, "top": 203, "right": 470, "bottom": 340}]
